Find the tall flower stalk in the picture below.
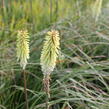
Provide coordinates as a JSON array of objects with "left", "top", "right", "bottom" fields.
[
  {"left": 91, "top": 0, "right": 103, "bottom": 21},
  {"left": 50, "top": 0, "right": 53, "bottom": 23},
  {"left": 16, "top": 30, "right": 29, "bottom": 109},
  {"left": 40, "top": 30, "right": 60, "bottom": 109}
]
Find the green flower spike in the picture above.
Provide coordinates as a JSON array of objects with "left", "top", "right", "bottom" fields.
[
  {"left": 41, "top": 30, "right": 60, "bottom": 74},
  {"left": 16, "top": 30, "right": 29, "bottom": 70}
]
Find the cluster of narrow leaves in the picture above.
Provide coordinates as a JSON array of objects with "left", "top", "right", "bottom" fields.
[
  {"left": 40, "top": 30, "right": 60, "bottom": 74},
  {"left": 16, "top": 30, "right": 29, "bottom": 70}
]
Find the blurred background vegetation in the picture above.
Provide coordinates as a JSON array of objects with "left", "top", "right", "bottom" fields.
[{"left": 1, "top": 0, "right": 109, "bottom": 109}]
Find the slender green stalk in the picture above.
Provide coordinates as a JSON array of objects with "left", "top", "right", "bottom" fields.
[
  {"left": 55, "top": 0, "right": 58, "bottom": 21},
  {"left": 91, "top": 0, "right": 103, "bottom": 21},
  {"left": 29, "top": 0, "right": 32, "bottom": 13},
  {"left": 1, "top": 0, "right": 4, "bottom": 9},
  {"left": 50, "top": 0, "right": 53, "bottom": 24},
  {"left": 1, "top": 0, "right": 6, "bottom": 20},
  {"left": 43, "top": 74, "right": 50, "bottom": 109},
  {"left": 23, "top": 70, "right": 29, "bottom": 109}
]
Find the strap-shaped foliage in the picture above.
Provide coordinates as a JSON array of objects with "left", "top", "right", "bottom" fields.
[
  {"left": 16, "top": 30, "right": 29, "bottom": 70},
  {"left": 40, "top": 30, "right": 60, "bottom": 74}
]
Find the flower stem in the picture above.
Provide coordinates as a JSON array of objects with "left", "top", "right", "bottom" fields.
[
  {"left": 43, "top": 73, "right": 51, "bottom": 109},
  {"left": 23, "top": 70, "right": 29, "bottom": 109},
  {"left": 50, "top": 0, "right": 53, "bottom": 24}
]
